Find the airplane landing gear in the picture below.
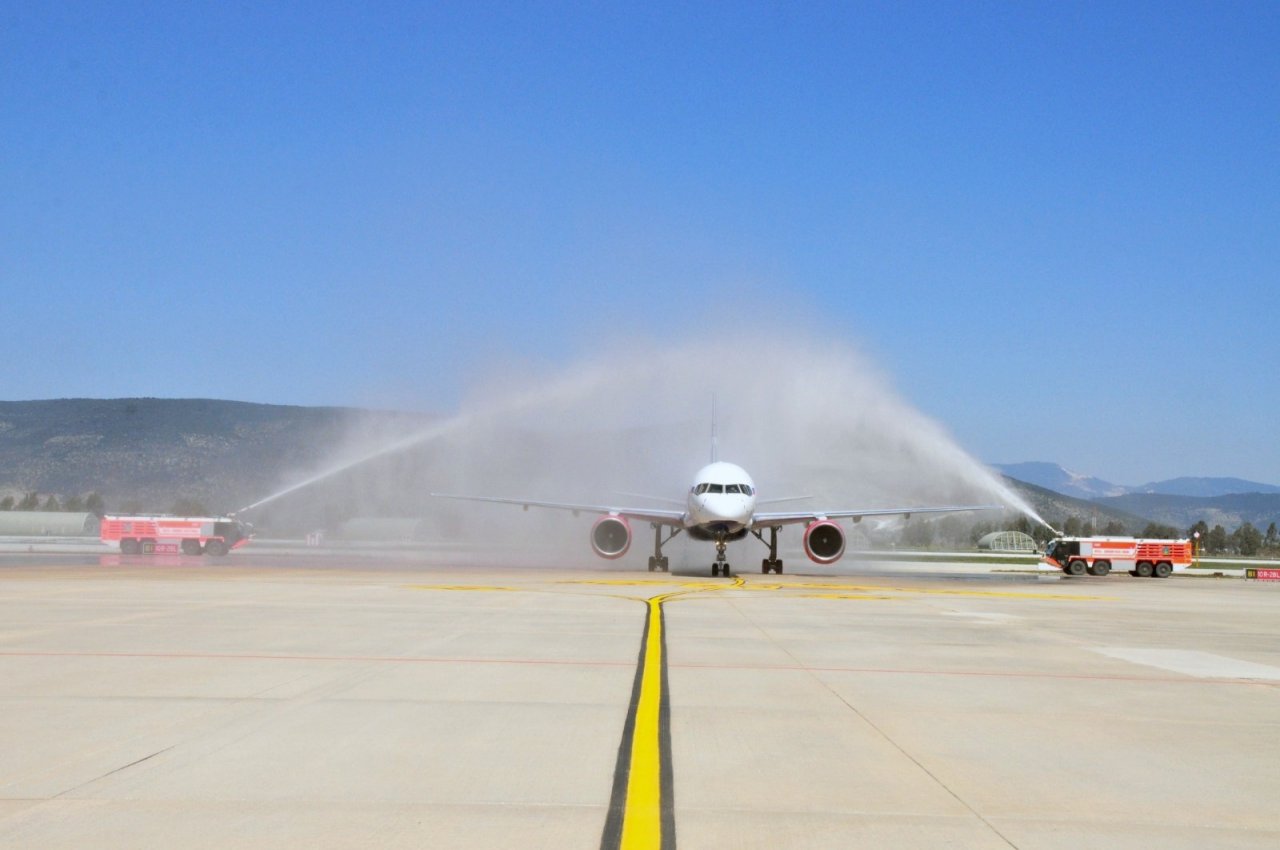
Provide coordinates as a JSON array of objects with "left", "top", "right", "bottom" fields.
[
  {"left": 712, "top": 535, "right": 730, "bottom": 577},
  {"left": 751, "top": 526, "right": 784, "bottom": 574},
  {"left": 648, "top": 523, "right": 679, "bottom": 572}
]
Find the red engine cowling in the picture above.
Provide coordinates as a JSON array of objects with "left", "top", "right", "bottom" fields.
[
  {"left": 590, "top": 514, "right": 632, "bottom": 559},
  {"left": 803, "top": 519, "right": 846, "bottom": 564}
]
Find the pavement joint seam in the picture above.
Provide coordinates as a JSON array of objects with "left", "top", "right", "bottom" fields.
[
  {"left": 724, "top": 593, "right": 1022, "bottom": 850},
  {"left": 52, "top": 746, "right": 175, "bottom": 799}
]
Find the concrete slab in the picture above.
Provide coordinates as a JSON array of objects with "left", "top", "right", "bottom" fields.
[{"left": 1, "top": 553, "right": 1278, "bottom": 848}]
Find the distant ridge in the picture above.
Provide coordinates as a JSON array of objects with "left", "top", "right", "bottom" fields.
[
  {"left": 1095, "top": 492, "right": 1280, "bottom": 533},
  {"left": 998, "top": 476, "right": 1153, "bottom": 531},
  {"left": 1132, "top": 477, "right": 1280, "bottom": 498},
  {"left": 995, "top": 462, "right": 1279, "bottom": 499},
  {"left": 0, "top": 398, "right": 426, "bottom": 513},
  {"left": 992, "top": 462, "right": 1127, "bottom": 499},
  {"left": 995, "top": 462, "right": 1280, "bottom": 532}
]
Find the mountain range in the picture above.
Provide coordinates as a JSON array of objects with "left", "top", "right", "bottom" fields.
[
  {"left": 0, "top": 398, "right": 421, "bottom": 514},
  {"left": 995, "top": 462, "right": 1280, "bottom": 532},
  {"left": 993, "top": 462, "right": 1280, "bottom": 500},
  {"left": 1, "top": 399, "right": 1276, "bottom": 534}
]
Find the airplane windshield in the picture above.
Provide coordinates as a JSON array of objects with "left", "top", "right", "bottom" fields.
[{"left": 695, "top": 482, "right": 753, "bottom": 496}]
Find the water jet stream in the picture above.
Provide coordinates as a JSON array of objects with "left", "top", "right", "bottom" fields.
[{"left": 234, "top": 362, "right": 618, "bottom": 515}]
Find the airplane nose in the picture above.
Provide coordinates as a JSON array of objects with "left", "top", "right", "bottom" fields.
[{"left": 702, "top": 498, "right": 742, "bottom": 520}]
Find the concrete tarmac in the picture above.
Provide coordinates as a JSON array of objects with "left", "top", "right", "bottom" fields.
[{"left": 1, "top": 552, "right": 1278, "bottom": 849}]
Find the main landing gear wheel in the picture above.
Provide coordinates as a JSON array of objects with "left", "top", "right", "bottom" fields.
[
  {"left": 647, "top": 556, "right": 670, "bottom": 573},
  {"left": 752, "top": 527, "right": 784, "bottom": 575},
  {"left": 647, "top": 524, "right": 677, "bottom": 573}
]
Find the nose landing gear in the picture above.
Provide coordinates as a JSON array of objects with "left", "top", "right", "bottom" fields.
[{"left": 711, "top": 535, "right": 731, "bottom": 577}]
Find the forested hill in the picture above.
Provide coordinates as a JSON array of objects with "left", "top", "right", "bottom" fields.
[
  {"left": 0, "top": 398, "right": 422, "bottom": 514},
  {"left": 1093, "top": 492, "right": 1280, "bottom": 534}
]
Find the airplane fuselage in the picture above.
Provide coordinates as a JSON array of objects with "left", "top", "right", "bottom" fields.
[{"left": 685, "top": 461, "right": 756, "bottom": 539}]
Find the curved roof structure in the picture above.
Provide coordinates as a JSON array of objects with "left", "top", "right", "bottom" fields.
[
  {"left": 977, "top": 530, "right": 1037, "bottom": 552},
  {"left": 0, "top": 511, "right": 100, "bottom": 536}
]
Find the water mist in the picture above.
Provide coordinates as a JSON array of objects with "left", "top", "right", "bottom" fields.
[{"left": 259, "top": 332, "right": 1044, "bottom": 560}]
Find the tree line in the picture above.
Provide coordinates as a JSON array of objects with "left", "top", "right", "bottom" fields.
[
  {"left": 0, "top": 493, "right": 212, "bottom": 517},
  {"left": 0, "top": 492, "right": 105, "bottom": 514}
]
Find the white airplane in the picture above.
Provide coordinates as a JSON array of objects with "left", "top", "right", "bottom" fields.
[{"left": 433, "top": 431, "right": 999, "bottom": 576}]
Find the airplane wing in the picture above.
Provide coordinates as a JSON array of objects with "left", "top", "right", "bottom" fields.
[
  {"left": 752, "top": 504, "right": 1002, "bottom": 528},
  {"left": 430, "top": 493, "right": 687, "bottom": 527}
]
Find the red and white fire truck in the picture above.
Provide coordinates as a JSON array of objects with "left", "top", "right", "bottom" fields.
[
  {"left": 100, "top": 515, "right": 252, "bottom": 556},
  {"left": 1042, "top": 536, "right": 1193, "bottom": 578}
]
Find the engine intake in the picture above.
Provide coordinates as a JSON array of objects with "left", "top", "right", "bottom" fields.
[
  {"left": 591, "top": 515, "right": 632, "bottom": 559},
  {"left": 804, "top": 519, "right": 846, "bottom": 564}
]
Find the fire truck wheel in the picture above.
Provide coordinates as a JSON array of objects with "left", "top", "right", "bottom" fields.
[
  {"left": 121, "top": 538, "right": 140, "bottom": 555},
  {"left": 181, "top": 539, "right": 203, "bottom": 556},
  {"left": 1066, "top": 559, "right": 1087, "bottom": 576},
  {"left": 1088, "top": 560, "right": 1111, "bottom": 577},
  {"left": 1135, "top": 561, "right": 1154, "bottom": 578},
  {"left": 205, "top": 540, "right": 229, "bottom": 557},
  {"left": 1153, "top": 562, "right": 1172, "bottom": 578}
]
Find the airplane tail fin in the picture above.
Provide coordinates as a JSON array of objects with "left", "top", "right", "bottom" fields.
[{"left": 710, "top": 394, "right": 718, "bottom": 463}]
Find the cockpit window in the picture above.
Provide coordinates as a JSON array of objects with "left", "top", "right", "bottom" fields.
[
  {"left": 708, "top": 484, "right": 724, "bottom": 494},
  {"left": 724, "top": 484, "right": 741, "bottom": 494},
  {"left": 742, "top": 485, "right": 754, "bottom": 496},
  {"left": 694, "top": 483, "right": 708, "bottom": 495}
]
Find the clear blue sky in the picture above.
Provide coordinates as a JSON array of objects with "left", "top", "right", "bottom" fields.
[{"left": 3, "top": 2, "right": 1277, "bottom": 484}]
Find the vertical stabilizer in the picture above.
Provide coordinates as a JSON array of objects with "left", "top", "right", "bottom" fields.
[{"left": 710, "top": 394, "right": 719, "bottom": 463}]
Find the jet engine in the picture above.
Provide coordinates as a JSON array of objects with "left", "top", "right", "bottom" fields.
[
  {"left": 590, "top": 514, "right": 632, "bottom": 559},
  {"left": 803, "top": 519, "right": 846, "bottom": 564}
]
